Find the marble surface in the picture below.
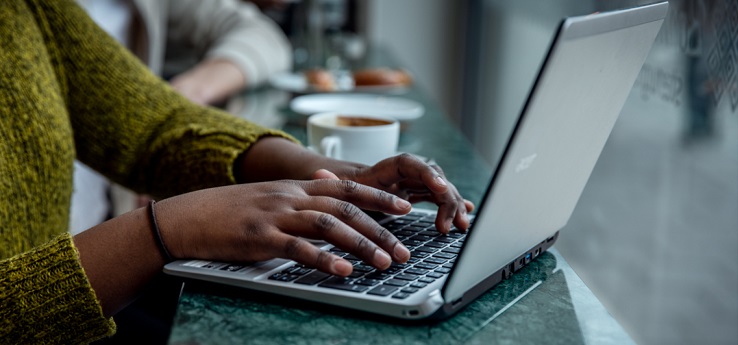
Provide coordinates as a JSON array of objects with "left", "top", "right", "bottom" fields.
[
  {"left": 168, "top": 249, "right": 631, "bottom": 345},
  {"left": 166, "top": 49, "right": 632, "bottom": 344}
]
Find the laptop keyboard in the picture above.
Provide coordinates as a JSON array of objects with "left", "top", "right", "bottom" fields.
[{"left": 267, "top": 211, "right": 469, "bottom": 300}]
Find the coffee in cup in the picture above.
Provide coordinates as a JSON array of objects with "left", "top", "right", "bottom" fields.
[{"left": 307, "top": 112, "right": 400, "bottom": 165}]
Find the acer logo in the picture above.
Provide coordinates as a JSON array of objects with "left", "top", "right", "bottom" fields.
[{"left": 515, "top": 154, "right": 537, "bottom": 173}]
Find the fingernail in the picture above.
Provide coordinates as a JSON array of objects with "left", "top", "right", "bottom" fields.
[
  {"left": 395, "top": 198, "right": 411, "bottom": 209},
  {"left": 435, "top": 176, "right": 447, "bottom": 187},
  {"left": 393, "top": 243, "right": 410, "bottom": 261},
  {"left": 333, "top": 259, "right": 353, "bottom": 276},
  {"left": 374, "top": 249, "right": 391, "bottom": 267}
]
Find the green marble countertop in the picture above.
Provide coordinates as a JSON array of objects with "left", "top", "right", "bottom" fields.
[
  {"left": 166, "top": 50, "right": 632, "bottom": 344},
  {"left": 169, "top": 248, "right": 630, "bottom": 345}
]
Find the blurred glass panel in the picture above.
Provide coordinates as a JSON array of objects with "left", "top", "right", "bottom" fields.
[{"left": 462, "top": 1, "right": 738, "bottom": 344}]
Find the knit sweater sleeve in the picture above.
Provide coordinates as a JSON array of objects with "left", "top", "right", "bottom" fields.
[
  {"left": 31, "top": 0, "right": 298, "bottom": 199},
  {"left": 0, "top": 234, "right": 115, "bottom": 344}
]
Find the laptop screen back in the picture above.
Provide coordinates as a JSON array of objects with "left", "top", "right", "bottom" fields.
[{"left": 443, "top": 3, "right": 668, "bottom": 302}]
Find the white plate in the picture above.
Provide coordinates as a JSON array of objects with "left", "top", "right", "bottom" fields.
[
  {"left": 289, "top": 93, "right": 425, "bottom": 122},
  {"left": 269, "top": 72, "right": 408, "bottom": 94}
]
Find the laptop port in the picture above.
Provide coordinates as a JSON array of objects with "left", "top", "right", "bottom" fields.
[
  {"left": 407, "top": 309, "right": 419, "bottom": 316},
  {"left": 524, "top": 253, "right": 532, "bottom": 264}
]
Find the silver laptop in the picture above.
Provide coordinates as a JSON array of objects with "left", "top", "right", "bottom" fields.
[{"left": 164, "top": 2, "right": 668, "bottom": 320}]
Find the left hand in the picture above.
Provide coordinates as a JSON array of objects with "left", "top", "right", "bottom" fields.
[{"left": 311, "top": 153, "right": 474, "bottom": 234}]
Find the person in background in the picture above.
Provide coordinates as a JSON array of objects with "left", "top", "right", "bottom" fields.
[{"left": 71, "top": 0, "right": 293, "bottom": 235}]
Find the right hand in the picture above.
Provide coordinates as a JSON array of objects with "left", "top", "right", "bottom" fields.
[{"left": 154, "top": 179, "right": 413, "bottom": 276}]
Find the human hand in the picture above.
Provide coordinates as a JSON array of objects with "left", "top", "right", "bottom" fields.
[
  {"left": 311, "top": 153, "right": 475, "bottom": 234},
  {"left": 155, "top": 179, "right": 413, "bottom": 276},
  {"left": 169, "top": 58, "right": 246, "bottom": 105}
]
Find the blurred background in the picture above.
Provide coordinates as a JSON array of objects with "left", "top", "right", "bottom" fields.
[{"left": 259, "top": 0, "right": 737, "bottom": 344}]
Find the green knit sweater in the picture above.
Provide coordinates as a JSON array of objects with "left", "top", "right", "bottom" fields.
[{"left": 0, "top": 1, "right": 293, "bottom": 343}]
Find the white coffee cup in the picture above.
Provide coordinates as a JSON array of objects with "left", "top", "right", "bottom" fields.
[{"left": 307, "top": 112, "right": 400, "bottom": 165}]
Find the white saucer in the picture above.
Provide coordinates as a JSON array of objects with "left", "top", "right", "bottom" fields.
[{"left": 289, "top": 93, "right": 425, "bottom": 122}]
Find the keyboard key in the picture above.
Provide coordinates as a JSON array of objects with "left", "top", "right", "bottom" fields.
[
  {"left": 353, "top": 264, "right": 375, "bottom": 273},
  {"left": 347, "top": 271, "right": 365, "bottom": 279},
  {"left": 401, "top": 287, "right": 419, "bottom": 294},
  {"left": 442, "top": 247, "right": 461, "bottom": 254},
  {"left": 407, "top": 257, "right": 420, "bottom": 264},
  {"left": 419, "top": 277, "right": 435, "bottom": 284},
  {"left": 426, "top": 272, "right": 444, "bottom": 279},
  {"left": 220, "top": 264, "right": 245, "bottom": 272},
  {"left": 365, "top": 272, "right": 394, "bottom": 280},
  {"left": 392, "top": 292, "right": 411, "bottom": 299},
  {"left": 410, "top": 251, "right": 430, "bottom": 258},
  {"left": 391, "top": 219, "right": 413, "bottom": 226},
  {"left": 442, "top": 263, "right": 454, "bottom": 269},
  {"left": 414, "top": 263, "right": 438, "bottom": 270},
  {"left": 410, "top": 282, "right": 428, "bottom": 289},
  {"left": 390, "top": 262, "right": 411, "bottom": 269},
  {"left": 377, "top": 267, "right": 402, "bottom": 275},
  {"left": 387, "top": 223, "right": 406, "bottom": 230},
  {"left": 404, "top": 268, "right": 429, "bottom": 275},
  {"left": 355, "top": 278, "right": 382, "bottom": 286},
  {"left": 433, "top": 252, "right": 456, "bottom": 260},
  {"left": 393, "top": 230, "right": 415, "bottom": 237},
  {"left": 415, "top": 221, "right": 434, "bottom": 227},
  {"left": 415, "top": 246, "right": 438, "bottom": 253},
  {"left": 451, "top": 242, "right": 464, "bottom": 248},
  {"left": 423, "top": 257, "right": 447, "bottom": 265},
  {"left": 268, "top": 273, "right": 300, "bottom": 282},
  {"left": 319, "top": 277, "right": 369, "bottom": 293},
  {"left": 409, "top": 235, "right": 433, "bottom": 242},
  {"left": 367, "top": 285, "right": 398, "bottom": 296},
  {"left": 294, "top": 271, "right": 331, "bottom": 285},
  {"left": 384, "top": 279, "right": 409, "bottom": 287},
  {"left": 395, "top": 273, "right": 420, "bottom": 281},
  {"left": 435, "top": 267, "right": 451, "bottom": 274},
  {"left": 434, "top": 237, "right": 456, "bottom": 243},
  {"left": 424, "top": 242, "right": 447, "bottom": 248},
  {"left": 402, "top": 239, "right": 425, "bottom": 247}
]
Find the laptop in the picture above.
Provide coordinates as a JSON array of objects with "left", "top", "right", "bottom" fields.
[{"left": 164, "top": 2, "right": 668, "bottom": 320}]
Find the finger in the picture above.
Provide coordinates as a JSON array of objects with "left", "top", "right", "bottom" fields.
[
  {"left": 369, "top": 153, "right": 449, "bottom": 194},
  {"left": 464, "top": 199, "right": 475, "bottom": 212},
  {"left": 300, "top": 197, "right": 411, "bottom": 263},
  {"left": 311, "top": 169, "right": 340, "bottom": 180},
  {"left": 287, "top": 210, "right": 397, "bottom": 270},
  {"left": 273, "top": 233, "right": 353, "bottom": 276},
  {"left": 301, "top": 179, "right": 412, "bottom": 215}
]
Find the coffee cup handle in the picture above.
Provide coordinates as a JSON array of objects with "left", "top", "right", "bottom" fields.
[{"left": 320, "top": 136, "right": 341, "bottom": 160}]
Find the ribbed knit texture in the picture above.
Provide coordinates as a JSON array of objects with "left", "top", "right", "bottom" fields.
[{"left": 0, "top": 0, "right": 295, "bottom": 343}]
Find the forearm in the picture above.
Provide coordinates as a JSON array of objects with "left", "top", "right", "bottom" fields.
[
  {"left": 73, "top": 207, "right": 166, "bottom": 317},
  {"left": 169, "top": 58, "right": 247, "bottom": 105},
  {"left": 235, "top": 137, "right": 365, "bottom": 183}
]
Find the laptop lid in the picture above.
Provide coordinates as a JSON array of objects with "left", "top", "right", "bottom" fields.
[{"left": 442, "top": 2, "right": 668, "bottom": 303}]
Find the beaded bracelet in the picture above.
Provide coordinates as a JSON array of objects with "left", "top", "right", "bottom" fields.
[{"left": 149, "top": 200, "right": 173, "bottom": 262}]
